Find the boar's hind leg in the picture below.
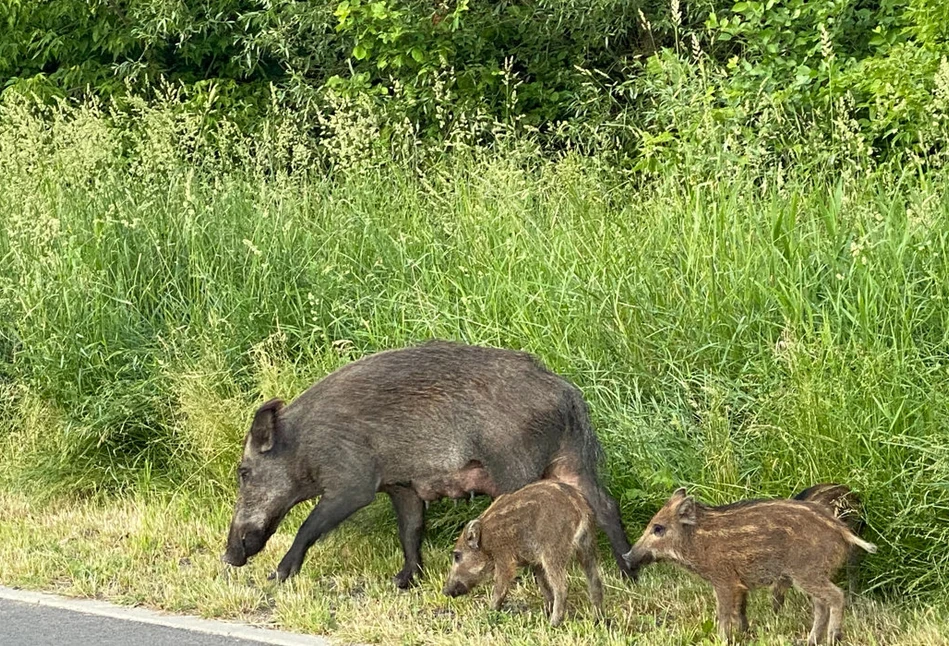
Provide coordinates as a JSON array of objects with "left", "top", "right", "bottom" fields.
[
  {"left": 273, "top": 485, "right": 376, "bottom": 582},
  {"left": 385, "top": 485, "right": 425, "bottom": 589},
  {"left": 576, "top": 476, "right": 634, "bottom": 580}
]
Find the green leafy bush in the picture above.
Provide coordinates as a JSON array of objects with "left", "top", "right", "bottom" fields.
[{"left": 705, "top": 0, "right": 949, "bottom": 155}]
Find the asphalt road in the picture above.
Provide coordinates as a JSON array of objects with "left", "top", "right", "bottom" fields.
[{"left": 0, "top": 589, "right": 331, "bottom": 646}]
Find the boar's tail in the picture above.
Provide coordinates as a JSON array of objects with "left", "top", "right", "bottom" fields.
[
  {"left": 845, "top": 531, "right": 877, "bottom": 554},
  {"left": 565, "top": 387, "right": 606, "bottom": 473}
]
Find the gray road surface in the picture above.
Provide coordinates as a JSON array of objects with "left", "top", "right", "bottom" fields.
[{"left": 0, "top": 588, "right": 332, "bottom": 646}]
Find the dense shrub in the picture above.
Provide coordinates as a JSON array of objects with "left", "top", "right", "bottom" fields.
[{"left": 2, "top": 0, "right": 947, "bottom": 157}]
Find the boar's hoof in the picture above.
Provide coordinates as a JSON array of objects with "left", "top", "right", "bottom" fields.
[
  {"left": 392, "top": 568, "right": 418, "bottom": 590},
  {"left": 617, "top": 559, "right": 640, "bottom": 582},
  {"left": 270, "top": 560, "right": 301, "bottom": 583}
]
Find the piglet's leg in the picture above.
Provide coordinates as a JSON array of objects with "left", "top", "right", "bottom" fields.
[
  {"left": 819, "top": 582, "right": 846, "bottom": 644},
  {"left": 531, "top": 565, "right": 554, "bottom": 616},
  {"left": 490, "top": 561, "right": 517, "bottom": 612},
  {"left": 807, "top": 598, "right": 830, "bottom": 645},
  {"left": 796, "top": 575, "right": 844, "bottom": 645},
  {"left": 576, "top": 529, "right": 604, "bottom": 615},
  {"left": 826, "top": 589, "right": 846, "bottom": 644},
  {"left": 713, "top": 584, "right": 745, "bottom": 642},
  {"left": 543, "top": 561, "right": 569, "bottom": 627},
  {"left": 772, "top": 577, "right": 791, "bottom": 613},
  {"left": 736, "top": 588, "right": 749, "bottom": 634}
]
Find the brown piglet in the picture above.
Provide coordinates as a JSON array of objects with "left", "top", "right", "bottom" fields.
[
  {"left": 442, "top": 480, "right": 604, "bottom": 626},
  {"left": 772, "top": 483, "right": 866, "bottom": 612},
  {"left": 623, "top": 488, "right": 876, "bottom": 645}
]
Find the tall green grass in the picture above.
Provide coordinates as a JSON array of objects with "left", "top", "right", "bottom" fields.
[{"left": 0, "top": 97, "right": 947, "bottom": 599}]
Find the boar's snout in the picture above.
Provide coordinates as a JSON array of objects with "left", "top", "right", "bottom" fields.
[
  {"left": 222, "top": 528, "right": 249, "bottom": 567},
  {"left": 222, "top": 521, "right": 270, "bottom": 567},
  {"left": 221, "top": 543, "right": 247, "bottom": 567},
  {"left": 222, "top": 520, "right": 247, "bottom": 566}
]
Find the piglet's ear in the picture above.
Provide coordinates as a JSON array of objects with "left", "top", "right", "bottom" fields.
[
  {"left": 465, "top": 519, "right": 482, "bottom": 550},
  {"left": 250, "top": 398, "right": 283, "bottom": 453},
  {"left": 672, "top": 487, "right": 688, "bottom": 499},
  {"left": 677, "top": 496, "right": 697, "bottom": 525}
]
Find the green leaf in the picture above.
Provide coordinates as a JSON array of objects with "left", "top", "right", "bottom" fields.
[{"left": 352, "top": 43, "right": 367, "bottom": 59}]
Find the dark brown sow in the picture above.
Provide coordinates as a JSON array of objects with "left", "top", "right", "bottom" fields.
[
  {"left": 442, "top": 480, "right": 604, "bottom": 626},
  {"left": 772, "top": 483, "right": 866, "bottom": 611},
  {"left": 623, "top": 488, "right": 876, "bottom": 645},
  {"left": 221, "top": 340, "right": 633, "bottom": 588}
]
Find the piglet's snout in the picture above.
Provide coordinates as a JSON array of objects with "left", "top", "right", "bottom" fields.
[{"left": 442, "top": 581, "right": 467, "bottom": 597}]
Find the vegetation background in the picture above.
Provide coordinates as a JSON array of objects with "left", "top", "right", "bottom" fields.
[{"left": 1, "top": 0, "right": 948, "bottom": 642}]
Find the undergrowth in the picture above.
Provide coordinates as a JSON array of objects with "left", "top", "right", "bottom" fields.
[{"left": 0, "top": 87, "right": 947, "bottom": 612}]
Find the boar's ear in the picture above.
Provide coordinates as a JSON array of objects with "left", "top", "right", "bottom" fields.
[
  {"left": 676, "top": 496, "right": 697, "bottom": 525},
  {"left": 465, "top": 519, "right": 482, "bottom": 550},
  {"left": 250, "top": 398, "right": 284, "bottom": 453},
  {"left": 672, "top": 487, "right": 688, "bottom": 499}
]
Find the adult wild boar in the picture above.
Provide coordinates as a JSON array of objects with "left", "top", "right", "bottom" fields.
[{"left": 221, "top": 340, "right": 633, "bottom": 588}]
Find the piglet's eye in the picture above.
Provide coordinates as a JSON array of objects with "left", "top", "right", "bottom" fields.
[
  {"left": 452, "top": 551, "right": 462, "bottom": 563},
  {"left": 652, "top": 524, "right": 666, "bottom": 536}
]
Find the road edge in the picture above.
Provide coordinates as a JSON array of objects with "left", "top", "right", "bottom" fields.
[{"left": 0, "top": 585, "right": 334, "bottom": 646}]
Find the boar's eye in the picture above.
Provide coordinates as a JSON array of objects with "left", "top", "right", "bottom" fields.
[
  {"left": 652, "top": 524, "right": 666, "bottom": 537},
  {"left": 452, "top": 551, "right": 462, "bottom": 564},
  {"left": 237, "top": 467, "right": 250, "bottom": 484}
]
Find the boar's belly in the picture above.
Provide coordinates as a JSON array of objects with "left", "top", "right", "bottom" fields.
[{"left": 413, "top": 460, "right": 500, "bottom": 502}]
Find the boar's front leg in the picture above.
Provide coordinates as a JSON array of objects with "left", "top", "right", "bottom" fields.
[
  {"left": 385, "top": 485, "right": 425, "bottom": 589},
  {"left": 273, "top": 484, "right": 376, "bottom": 582}
]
